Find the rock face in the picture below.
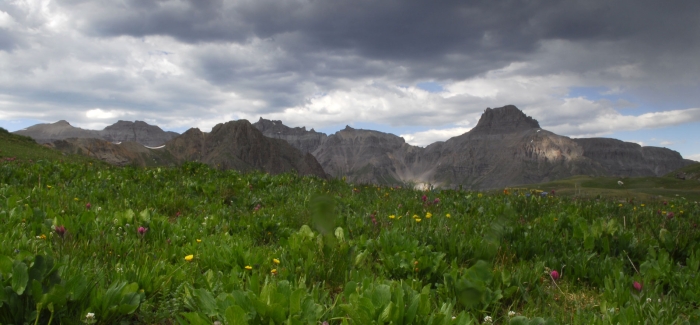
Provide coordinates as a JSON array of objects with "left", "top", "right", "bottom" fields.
[
  {"left": 252, "top": 118, "right": 327, "bottom": 153},
  {"left": 50, "top": 120, "right": 327, "bottom": 178},
  {"left": 49, "top": 138, "right": 175, "bottom": 167},
  {"left": 255, "top": 105, "right": 693, "bottom": 188},
  {"left": 311, "top": 126, "right": 422, "bottom": 184},
  {"left": 101, "top": 120, "right": 179, "bottom": 147},
  {"left": 14, "top": 120, "right": 178, "bottom": 146},
  {"left": 573, "top": 138, "right": 690, "bottom": 177},
  {"left": 168, "top": 120, "right": 327, "bottom": 178}
]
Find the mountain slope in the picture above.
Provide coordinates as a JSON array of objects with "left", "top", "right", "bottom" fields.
[
  {"left": 14, "top": 120, "right": 178, "bottom": 146},
  {"left": 256, "top": 105, "right": 693, "bottom": 188}
]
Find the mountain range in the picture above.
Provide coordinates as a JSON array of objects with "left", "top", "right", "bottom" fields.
[{"left": 14, "top": 105, "right": 696, "bottom": 189}]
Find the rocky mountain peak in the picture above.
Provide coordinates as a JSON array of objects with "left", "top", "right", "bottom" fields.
[
  {"left": 471, "top": 105, "right": 540, "bottom": 134},
  {"left": 55, "top": 120, "right": 71, "bottom": 126}
]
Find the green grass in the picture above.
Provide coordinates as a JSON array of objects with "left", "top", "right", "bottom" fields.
[
  {"left": 1, "top": 132, "right": 700, "bottom": 324},
  {"left": 1, "top": 158, "right": 699, "bottom": 324},
  {"left": 0, "top": 127, "right": 98, "bottom": 164},
  {"left": 514, "top": 171, "right": 700, "bottom": 202}
]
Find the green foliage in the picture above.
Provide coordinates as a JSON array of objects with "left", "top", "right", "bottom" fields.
[{"left": 0, "top": 159, "right": 699, "bottom": 323}]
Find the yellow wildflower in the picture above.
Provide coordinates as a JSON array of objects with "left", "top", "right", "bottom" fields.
[
  {"left": 273, "top": 258, "right": 280, "bottom": 264},
  {"left": 641, "top": 204, "right": 645, "bottom": 207},
  {"left": 184, "top": 255, "right": 194, "bottom": 262},
  {"left": 389, "top": 215, "right": 396, "bottom": 219},
  {"left": 415, "top": 218, "right": 422, "bottom": 223},
  {"left": 196, "top": 239, "right": 202, "bottom": 243},
  {"left": 245, "top": 265, "right": 253, "bottom": 270},
  {"left": 271, "top": 269, "right": 278, "bottom": 275},
  {"left": 446, "top": 214, "right": 451, "bottom": 218},
  {"left": 46, "top": 185, "right": 52, "bottom": 189},
  {"left": 426, "top": 212, "right": 432, "bottom": 219},
  {"left": 478, "top": 193, "right": 483, "bottom": 198},
  {"left": 39, "top": 234, "right": 47, "bottom": 240},
  {"left": 74, "top": 198, "right": 79, "bottom": 201}
]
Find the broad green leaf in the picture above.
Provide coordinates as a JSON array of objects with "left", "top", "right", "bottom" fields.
[
  {"left": 11, "top": 261, "right": 28, "bottom": 295},
  {"left": 225, "top": 305, "right": 249, "bottom": 325},
  {"left": 194, "top": 288, "right": 218, "bottom": 316},
  {"left": 289, "top": 288, "right": 304, "bottom": 315}
]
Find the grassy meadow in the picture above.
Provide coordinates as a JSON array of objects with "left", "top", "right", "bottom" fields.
[{"left": 1, "top": 129, "right": 700, "bottom": 324}]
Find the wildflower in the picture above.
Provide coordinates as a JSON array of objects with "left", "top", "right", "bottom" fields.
[
  {"left": 618, "top": 181, "right": 624, "bottom": 186},
  {"left": 273, "top": 258, "right": 280, "bottom": 264},
  {"left": 47, "top": 185, "right": 52, "bottom": 189},
  {"left": 667, "top": 212, "right": 674, "bottom": 219},
  {"left": 477, "top": 193, "right": 483, "bottom": 198},
  {"left": 618, "top": 204, "right": 623, "bottom": 207},
  {"left": 74, "top": 198, "right": 79, "bottom": 201},
  {"left": 86, "top": 202, "right": 91, "bottom": 210},
  {"left": 646, "top": 298, "right": 652, "bottom": 303},
  {"left": 550, "top": 270, "right": 560, "bottom": 281},
  {"left": 137, "top": 227, "right": 148, "bottom": 236},
  {"left": 433, "top": 198, "right": 440, "bottom": 204},
  {"left": 503, "top": 189, "right": 509, "bottom": 195},
  {"left": 389, "top": 215, "right": 396, "bottom": 219},
  {"left": 508, "top": 311, "right": 516, "bottom": 317},
  {"left": 426, "top": 212, "right": 432, "bottom": 219},
  {"left": 641, "top": 204, "right": 645, "bottom": 207},
  {"left": 271, "top": 269, "right": 278, "bottom": 275},
  {"left": 196, "top": 239, "right": 202, "bottom": 243},
  {"left": 415, "top": 218, "right": 422, "bottom": 223},
  {"left": 184, "top": 255, "right": 194, "bottom": 262},
  {"left": 85, "top": 312, "right": 95, "bottom": 319},
  {"left": 446, "top": 213, "right": 451, "bottom": 218},
  {"left": 484, "top": 315, "right": 493, "bottom": 323},
  {"left": 245, "top": 265, "right": 253, "bottom": 270},
  {"left": 421, "top": 195, "right": 427, "bottom": 202},
  {"left": 633, "top": 281, "right": 642, "bottom": 292},
  {"left": 55, "top": 225, "right": 66, "bottom": 238}
]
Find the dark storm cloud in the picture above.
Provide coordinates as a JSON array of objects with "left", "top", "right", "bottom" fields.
[{"left": 59, "top": 0, "right": 700, "bottom": 84}]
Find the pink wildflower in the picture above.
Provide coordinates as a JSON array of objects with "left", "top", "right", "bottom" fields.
[
  {"left": 550, "top": 270, "right": 560, "bottom": 281},
  {"left": 633, "top": 281, "right": 642, "bottom": 292},
  {"left": 55, "top": 225, "right": 66, "bottom": 238}
]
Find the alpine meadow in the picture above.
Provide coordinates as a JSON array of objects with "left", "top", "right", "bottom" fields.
[{"left": 1, "top": 128, "right": 700, "bottom": 324}]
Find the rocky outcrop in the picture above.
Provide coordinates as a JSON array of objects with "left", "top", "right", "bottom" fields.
[
  {"left": 311, "top": 126, "right": 423, "bottom": 184},
  {"left": 256, "top": 105, "right": 693, "bottom": 188},
  {"left": 469, "top": 105, "right": 541, "bottom": 135},
  {"left": 168, "top": 120, "right": 326, "bottom": 177},
  {"left": 49, "top": 138, "right": 175, "bottom": 167},
  {"left": 252, "top": 118, "right": 327, "bottom": 153},
  {"left": 15, "top": 120, "right": 101, "bottom": 144},
  {"left": 14, "top": 120, "right": 178, "bottom": 146},
  {"left": 50, "top": 120, "right": 327, "bottom": 178},
  {"left": 101, "top": 120, "right": 179, "bottom": 147},
  {"left": 573, "top": 138, "right": 690, "bottom": 177}
]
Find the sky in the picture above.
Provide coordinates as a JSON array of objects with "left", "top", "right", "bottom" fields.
[{"left": 0, "top": 0, "right": 699, "bottom": 161}]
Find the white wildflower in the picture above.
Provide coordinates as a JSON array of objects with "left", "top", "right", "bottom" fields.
[
  {"left": 618, "top": 180, "right": 624, "bottom": 186},
  {"left": 484, "top": 315, "right": 493, "bottom": 323},
  {"left": 646, "top": 298, "right": 652, "bottom": 303},
  {"left": 508, "top": 310, "right": 516, "bottom": 317}
]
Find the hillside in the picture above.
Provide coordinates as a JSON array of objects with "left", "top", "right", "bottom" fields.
[
  {"left": 14, "top": 120, "right": 178, "bottom": 146},
  {"left": 255, "top": 105, "right": 693, "bottom": 189},
  {"left": 0, "top": 127, "right": 97, "bottom": 163}
]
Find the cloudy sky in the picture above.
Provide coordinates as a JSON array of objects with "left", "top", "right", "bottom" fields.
[{"left": 1, "top": 0, "right": 699, "bottom": 160}]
